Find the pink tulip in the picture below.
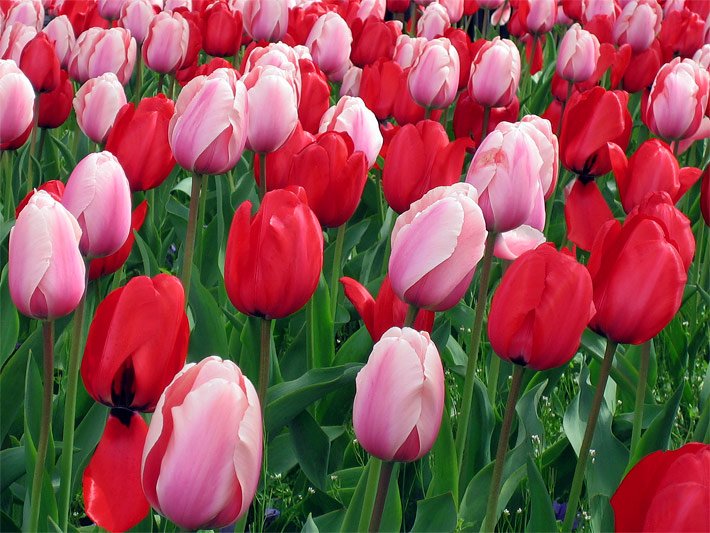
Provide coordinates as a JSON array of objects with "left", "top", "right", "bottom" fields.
[
  {"left": 73, "top": 72, "right": 127, "bottom": 144},
  {"left": 5, "top": 0, "right": 43, "bottom": 31},
  {"left": 644, "top": 57, "right": 710, "bottom": 141},
  {"left": 141, "top": 356, "right": 262, "bottom": 531},
  {"left": 0, "top": 22, "right": 37, "bottom": 64},
  {"left": 340, "top": 65, "right": 362, "bottom": 97},
  {"left": 353, "top": 327, "right": 445, "bottom": 462},
  {"left": 242, "top": 0, "right": 288, "bottom": 42},
  {"left": 389, "top": 183, "right": 488, "bottom": 311},
  {"left": 306, "top": 13, "right": 352, "bottom": 82},
  {"left": 98, "top": 0, "right": 124, "bottom": 20},
  {"left": 465, "top": 120, "right": 546, "bottom": 232},
  {"left": 319, "top": 95, "right": 382, "bottom": 168},
  {"left": 164, "top": 0, "right": 190, "bottom": 10},
  {"left": 9, "top": 190, "right": 85, "bottom": 320},
  {"left": 468, "top": 37, "right": 521, "bottom": 108},
  {"left": 527, "top": 0, "right": 557, "bottom": 33},
  {"left": 142, "top": 11, "right": 190, "bottom": 74},
  {"left": 68, "top": 27, "right": 136, "bottom": 85},
  {"left": 355, "top": 0, "right": 386, "bottom": 21},
  {"left": 416, "top": 3, "right": 451, "bottom": 40},
  {"left": 407, "top": 37, "right": 459, "bottom": 109},
  {"left": 494, "top": 226, "right": 546, "bottom": 261},
  {"left": 243, "top": 42, "right": 301, "bottom": 101},
  {"left": 438, "top": 0, "right": 464, "bottom": 23},
  {"left": 42, "top": 15, "right": 75, "bottom": 69},
  {"left": 243, "top": 65, "right": 298, "bottom": 153},
  {"left": 119, "top": 0, "right": 160, "bottom": 45},
  {"left": 61, "top": 151, "right": 132, "bottom": 258},
  {"left": 613, "top": 0, "right": 662, "bottom": 52},
  {"left": 693, "top": 44, "right": 710, "bottom": 69},
  {"left": 0, "top": 59, "right": 34, "bottom": 149},
  {"left": 478, "top": 0, "right": 505, "bottom": 8},
  {"left": 520, "top": 115, "right": 559, "bottom": 198},
  {"left": 169, "top": 68, "right": 249, "bottom": 174},
  {"left": 393, "top": 34, "right": 427, "bottom": 69},
  {"left": 557, "top": 23, "right": 601, "bottom": 83}
]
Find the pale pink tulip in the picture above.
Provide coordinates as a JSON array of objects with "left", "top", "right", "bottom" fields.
[
  {"left": 468, "top": 37, "right": 520, "bottom": 108},
  {"left": 556, "top": 23, "right": 600, "bottom": 83},
  {"left": 527, "top": 0, "right": 557, "bottom": 33},
  {"left": 416, "top": 3, "right": 450, "bottom": 40},
  {"left": 142, "top": 11, "right": 190, "bottom": 74},
  {"left": 393, "top": 34, "right": 427, "bottom": 69},
  {"left": 305, "top": 13, "right": 352, "bottom": 82},
  {"left": 68, "top": 27, "right": 137, "bottom": 85},
  {"left": 339, "top": 65, "right": 361, "bottom": 97},
  {"left": 73, "top": 72, "right": 127, "bottom": 144},
  {"left": 355, "top": 0, "right": 386, "bottom": 20},
  {"left": 98, "top": 0, "right": 124, "bottom": 20},
  {"left": 242, "top": 0, "right": 288, "bottom": 42},
  {"left": 438, "top": 0, "right": 464, "bottom": 23},
  {"left": 408, "top": 37, "right": 459, "bottom": 109},
  {"left": 142, "top": 357, "right": 262, "bottom": 531},
  {"left": 243, "top": 42, "right": 301, "bottom": 101},
  {"left": 693, "top": 44, "right": 710, "bottom": 70},
  {"left": 61, "top": 152, "right": 132, "bottom": 258},
  {"left": 389, "top": 183, "right": 488, "bottom": 311},
  {"left": 169, "top": 68, "right": 249, "bottom": 174},
  {"left": 119, "top": 0, "right": 160, "bottom": 45},
  {"left": 353, "top": 327, "right": 445, "bottom": 462},
  {"left": 613, "top": 0, "right": 662, "bottom": 53},
  {"left": 41, "top": 16, "right": 75, "bottom": 69},
  {"left": 0, "top": 22, "right": 36, "bottom": 64},
  {"left": 319, "top": 95, "right": 382, "bottom": 168},
  {"left": 5, "top": 0, "right": 43, "bottom": 31},
  {"left": 519, "top": 115, "right": 559, "bottom": 198},
  {"left": 165, "top": 0, "right": 191, "bottom": 10},
  {"left": 494, "top": 226, "right": 546, "bottom": 261},
  {"left": 9, "top": 190, "right": 85, "bottom": 319},
  {"left": 0, "top": 59, "right": 34, "bottom": 148}
]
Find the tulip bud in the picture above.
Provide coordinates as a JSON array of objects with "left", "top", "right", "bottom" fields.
[
  {"left": 73, "top": 72, "right": 127, "bottom": 144},
  {"left": 524, "top": 0, "right": 557, "bottom": 33},
  {"left": 202, "top": 1, "right": 243, "bottom": 57},
  {"left": 417, "top": 3, "right": 450, "bottom": 40},
  {"left": 350, "top": 17, "right": 400, "bottom": 68},
  {"left": 407, "top": 37, "right": 459, "bottom": 109},
  {"left": 298, "top": 58, "right": 330, "bottom": 134},
  {"left": 143, "top": 11, "right": 191, "bottom": 75},
  {"left": 389, "top": 183, "right": 488, "bottom": 311},
  {"left": 693, "top": 44, "right": 710, "bottom": 69},
  {"left": 119, "top": 0, "right": 160, "bottom": 45},
  {"left": 468, "top": 37, "right": 521, "bottom": 108},
  {"left": 613, "top": 0, "right": 662, "bottom": 53},
  {"left": 5, "top": 0, "right": 44, "bottom": 31},
  {"left": 142, "top": 357, "right": 262, "bottom": 530},
  {"left": 493, "top": 226, "right": 546, "bottom": 261},
  {"left": 38, "top": 69, "right": 74, "bottom": 129},
  {"left": 306, "top": 12, "right": 352, "bottom": 82},
  {"left": 68, "top": 27, "right": 137, "bottom": 85},
  {"left": 0, "top": 59, "right": 35, "bottom": 150},
  {"left": 557, "top": 23, "right": 601, "bottom": 83},
  {"left": 243, "top": 0, "right": 288, "bottom": 42},
  {"left": 393, "top": 34, "right": 427, "bottom": 69},
  {"left": 9, "top": 190, "right": 85, "bottom": 320},
  {"left": 0, "top": 22, "right": 37, "bottom": 64},
  {"left": 42, "top": 15, "right": 75, "bottom": 69},
  {"left": 340, "top": 65, "right": 362, "bottom": 97},
  {"left": 353, "top": 327, "right": 445, "bottom": 462}
]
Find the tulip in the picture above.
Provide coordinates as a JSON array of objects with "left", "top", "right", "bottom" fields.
[
  {"left": 359, "top": 59, "right": 402, "bottom": 120},
  {"left": 0, "top": 22, "right": 37, "bottom": 64},
  {"left": 169, "top": 68, "right": 248, "bottom": 175},
  {"left": 88, "top": 201, "right": 148, "bottom": 281},
  {"left": 256, "top": 123, "right": 314, "bottom": 191},
  {"left": 0, "top": 59, "right": 35, "bottom": 150},
  {"left": 42, "top": 15, "right": 75, "bottom": 69},
  {"left": 176, "top": 56, "right": 233, "bottom": 86},
  {"left": 702, "top": 167, "right": 710, "bottom": 227},
  {"left": 452, "top": 91, "right": 520, "bottom": 144},
  {"left": 306, "top": 12, "right": 352, "bottom": 82},
  {"left": 488, "top": 245, "right": 594, "bottom": 370},
  {"left": 242, "top": 42, "right": 300, "bottom": 84},
  {"left": 611, "top": 443, "right": 710, "bottom": 532},
  {"left": 643, "top": 57, "right": 710, "bottom": 141},
  {"left": 5, "top": 0, "right": 43, "bottom": 31},
  {"left": 393, "top": 34, "right": 427, "bottom": 69},
  {"left": 407, "top": 37, "right": 459, "bottom": 109},
  {"left": 557, "top": 23, "right": 601, "bottom": 82},
  {"left": 383, "top": 120, "right": 467, "bottom": 213},
  {"left": 119, "top": 0, "right": 160, "bottom": 45},
  {"left": 693, "top": 43, "right": 710, "bottom": 69},
  {"left": 15, "top": 181, "right": 65, "bottom": 219},
  {"left": 81, "top": 274, "right": 189, "bottom": 410},
  {"left": 350, "top": 17, "right": 400, "bottom": 68},
  {"left": 297, "top": 58, "right": 330, "bottom": 134},
  {"left": 341, "top": 276, "right": 435, "bottom": 342},
  {"left": 389, "top": 183, "right": 488, "bottom": 311},
  {"left": 319, "top": 95, "right": 383, "bottom": 168},
  {"left": 468, "top": 37, "right": 521, "bottom": 108},
  {"left": 621, "top": 40, "right": 662, "bottom": 93},
  {"left": 417, "top": 3, "right": 450, "bottom": 40},
  {"left": 37, "top": 69, "right": 74, "bottom": 129},
  {"left": 202, "top": 1, "right": 242, "bottom": 57},
  {"left": 225, "top": 187, "right": 323, "bottom": 319},
  {"left": 73, "top": 72, "right": 127, "bottom": 144},
  {"left": 613, "top": 0, "right": 662, "bottom": 52},
  {"left": 8, "top": 190, "right": 85, "bottom": 320},
  {"left": 68, "top": 27, "right": 137, "bottom": 85},
  {"left": 524, "top": 0, "right": 557, "bottom": 34},
  {"left": 142, "top": 357, "right": 262, "bottom": 530},
  {"left": 61, "top": 151, "right": 132, "bottom": 258},
  {"left": 493, "top": 226, "right": 546, "bottom": 261},
  {"left": 657, "top": 7, "right": 704, "bottom": 62},
  {"left": 142, "top": 11, "right": 191, "bottom": 74},
  {"left": 340, "top": 65, "right": 362, "bottom": 97},
  {"left": 243, "top": 0, "right": 288, "bottom": 42},
  {"left": 563, "top": 178, "right": 614, "bottom": 251},
  {"left": 56, "top": 0, "right": 109, "bottom": 37},
  {"left": 353, "top": 327, "right": 445, "bottom": 462}
]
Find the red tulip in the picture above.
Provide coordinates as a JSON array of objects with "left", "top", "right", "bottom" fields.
[
  {"left": 19, "top": 33, "right": 61, "bottom": 93},
  {"left": 37, "top": 69, "right": 73, "bottom": 129},
  {"left": 453, "top": 91, "right": 520, "bottom": 144},
  {"left": 57, "top": 0, "right": 109, "bottom": 36},
  {"left": 340, "top": 275, "right": 435, "bottom": 342},
  {"left": 298, "top": 58, "right": 330, "bottom": 134},
  {"left": 201, "top": 0, "right": 242, "bottom": 57},
  {"left": 105, "top": 95, "right": 177, "bottom": 192},
  {"left": 488, "top": 245, "right": 594, "bottom": 370},
  {"left": 224, "top": 187, "right": 324, "bottom": 319},
  {"left": 359, "top": 58, "right": 402, "bottom": 120},
  {"left": 564, "top": 179, "right": 614, "bottom": 252},
  {"left": 383, "top": 120, "right": 467, "bottom": 213},
  {"left": 621, "top": 41, "right": 662, "bottom": 93},
  {"left": 611, "top": 443, "right": 710, "bottom": 532},
  {"left": 701, "top": 167, "right": 710, "bottom": 227},
  {"left": 256, "top": 123, "right": 315, "bottom": 191},
  {"left": 657, "top": 8, "right": 705, "bottom": 62},
  {"left": 175, "top": 56, "right": 234, "bottom": 86},
  {"left": 81, "top": 274, "right": 189, "bottom": 411},
  {"left": 350, "top": 17, "right": 399, "bottom": 68},
  {"left": 444, "top": 27, "right": 473, "bottom": 90}
]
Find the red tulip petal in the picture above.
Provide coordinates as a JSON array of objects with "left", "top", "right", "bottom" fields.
[{"left": 564, "top": 180, "right": 615, "bottom": 251}]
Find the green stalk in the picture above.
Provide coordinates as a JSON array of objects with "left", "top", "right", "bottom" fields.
[
  {"left": 630, "top": 340, "right": 651, "bottom": 454},
  {"left": 482, "top": 364, "right": 524, "bottom": 532},
  {"left": 3, "top": 151, "right": 13, "bottom": 220},
  {"left": 257, "top": 318, "right": 272, "bottom": 414},
  {"left": 329, "top": 224, "right": 347, "bottom": 323},
  {"left": 487, "top": 353, "right": 500, "bottom": 405},
  {"left": 258, "top": 153, "right": 267, "bottom": 200},
  {"left": 358, "top": 458, "right": 382, "bottom": 532},
  {"left": 404, "top": 305, "right": 417, "bottom": 328},
  {"left": 180, "top": 173, "right": 203, "bottom": 302},
  {"left": 369, "top": 461, "right": 394, "bottom": 533},
  {"left": 561, "top": 339, "right": 618, "bottom": 532},
  {"left": 26, "top": 95, "right": 40, "bottom": 195},
  {"left": 133, "top": 46, "right": 143, "bottom": 103},
  {"left": 481, "top": 105, "right": 491, "bottom": 143},
  {"left": 455, "top": 232, "right": 496, "bottom": 475},
  {"left": 29, "top": 321, "right": 55, "bottom": 533}
]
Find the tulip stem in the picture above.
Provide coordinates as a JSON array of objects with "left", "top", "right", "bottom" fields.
[
  {"left": 29, "top": 320, "right": 55, "bottom": 533},
  {"left": 481, "top": 106, "right": 491, "bottom": 144},
  {"left": 455, "top": 232, "right": 496, "bottom": 478},
  {"left": 556, "top": 81, "right": 573, "bottom": 140},
  {"left": 157, "top": 74, "right": 164, "bottom": 95},
  {"left": 257, "top": 318, "right": 272, "bottom": 414},
  {"left": 26, "top": 95, "right": 40, "bottom": 196},
  {"left": 409, "top": 3, "right": 417, "bottom": 36},
  {"left": 133, "top": 47, "right": 143, "bottom": 103},
  {"left": 369, "top": 461, "right": 394, "bottom": 532},
  {"left": 630, "top": 340, "right": 651, "bottom": 455},
  {"left": 481, "top": 9, "right": 489, "bottom": 38},
  {"left": 58, "top": 289, "right": 87, "bottom": 531},
  {"left": 487, "top": 352, "right": 500, "bottom": 405},
  {"left": 404, "top": 305, "right": 417, "bottom": 328},
  {"left": 180, "top": 173, "right": 203, "bottom": 302},
  {"left": 483, "top": 364, "right": 524, "bottom": 532},
  {"left": 561, "top": 339, "right": 618, "bottom": 532},
  {"left": 258, "top": 153, "right": 267, "bottom": 200},
  {"left": 329, "top": 223, "right": 347, "bottom": 323}
]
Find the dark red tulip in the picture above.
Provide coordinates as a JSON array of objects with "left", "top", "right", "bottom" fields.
[
  {"left": 286, "top": 3, "right": 325, "bottom": 45},
  {"left": 701, "top": 167, "right": 710, "bottom": 227},
  {"left": 105, "top": 95, "right": 176, "bottom": 192},
  {"left": 340, "top": 275, "right": 435, "bottom": 342},
  {"left": 256, "top": 123, "right": 314, "bottom": 190},
  {"left": 453, "top": 91, "right": 519, "bottom": 145},
  {"left": 559, "top": 86, "right": 632, "bottom": 178},
  {"left": 225, "top": 187, "right": 324, "bottom": 319},
  {"left": 37, "top": 69, "right": 73, "bottom": 129},
  {"left": 58, "top": 0, "right": 109, "bottom": 36},
  {"left": 19, "top": 33, "right": 61, "bottom": 93},
  {"left": 488, "top": 245, "right": 594, "bottom": 371},
  {"left": 81, "top": 274, "right": 189, "bottom": 412},
  {"left": 350, "top": 17, "right": 399, "bottom": 68},
  {"left": 88, "top": 201, "right": 148, "bottom": 281},
  {"left": 387, "top": 0, "right": 410, "bottom": 13},
  {"left": 286, "top": 131, "right": 368, "bottom": 227},
  {"left": 201, "top": 0, "right": 242, "bottom": 57},
  {"left": 611, "top": 443, "right": 710, "bottom": 532},
  {"left": 359, "top": 58, "right": 402, "bottom": 120},
  {"left": 621, "top": 40, "right": 661, "bottom": 93},
  {"left": 383, "top": 120, "right": 467, "bottom": 213},
  {"left": 298, "top": 58, "right": 330, "bottom": 134}
]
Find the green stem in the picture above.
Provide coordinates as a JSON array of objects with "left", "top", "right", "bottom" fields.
[
  {"left": 358, "top": 458, "right": 382, "bottom": 532},
  {"left": 561, "top": 339, "right": 618, "bottom": 532},
  {"left": 424, "top": 107, "right": 432, "bottom": 120},
  {"left": 556, "top": 81, "right": 572, "bottom": 139},
  {"left": 455, "top": 232, "right": 496, "bottom": 476},
  {"left": 180, "top": 173, "right": 203, "bottom": 302},
  {"left": 195, "top": 175, "right": 208, "bottom": 273},
  {"left": 630, "top": 340, "right": 651, "bottom": 454},
  {"left": 57, "top": 287, "right": 87, "bottom": 531},
  {"left": 409, "top": 2, "right": 417, "bottom": 36},
  {"left": 26, "top": 95, "right": 40, "bottom": 195},
  {"left": 487, "top": 354, "right": 500, "bottom": 405},
  {"left": 329, "top": 224, "right": 347, "bottom": 323},
  {"left": 258, "top": 153, "right": 267, "bottom": 200},
  {"left": 481, "top": 105, "right": 491, "bottom": 144},
  {"left": 157, "top": 73, "right": 164, "bottom": 95},
  {"left": 481, "top": 8, "right": 489, "bottom": 37},
  {"left": 369, "top": 461, "right": 395, "bottom": 533},
  {"left": 482, "top": 364, "right": 524, "bottom": 532},
  {"left": 404, "top": 304, "right": 417, "bottom": 328},
  {"left": 3, "top": 151, "right": 13, "bottom": 220},
  {"left": 375, "top": 172, "right": 385, "bottom": 224},
  {"left": 133, "top": 46, "right": 143, "bottom": 103},
  {"left": 257, "top": 318, "right": 272, "bottom": 414},
  {"left": 29, "top": 321, "right": 55, "bottom": 533}
]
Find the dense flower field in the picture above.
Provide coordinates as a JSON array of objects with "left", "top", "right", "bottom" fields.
[{"left": 1, "top": 0, "right": 709, "bottom": 532}]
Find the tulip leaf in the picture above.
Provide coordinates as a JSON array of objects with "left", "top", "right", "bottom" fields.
[
  {"left": 340, "top": 458, "right": 401, "bottom": 533},
  {"left": 0, "top": 266, "right": 19, "bottom": 367},
  {"left": 132, "top": 232, "right": 159, "bottom": 278},
  {"left": 0, "top": 447, "right": 25, "bottom": 492},
  {"left": 332, "top": 326, "right": 373, "bottom": 366},
  {"left": 0, "top": 510, "right": 19, "bottom": 532},
  {"left": 69, "top": 402, "right": 108, "bottom": 489},
  {"left": 289, "top": 411, "right": 330, "bottom": 491},
  {"left": 302, "top": 514, "right": 319, "bottom": 533},
  {"left": 590, "top": 494, "right": 615, "bottom": 533},
  {"left": 458, "top": 377, "right": 494, "bottom": 498},
  {"left": 426, "top": 393, "right": 458, "bottom": 503},
  {"left": 187, "top": 270, "right": 228, "bottom": 360},
  {"left": 306, "top": 275, "right": 335, "bottom": 371},
  {"left": 514, "top": 379, "right": 547, "bottom": 446},
  {"left": 525, "top": 457, "right": 557, "bottom": 533},
  {"left": 411, "top": 492, "right": 457, "bottom": 533}
]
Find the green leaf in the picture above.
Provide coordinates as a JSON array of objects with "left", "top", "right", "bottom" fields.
[
  {"left": 70, "top": 402, "right": 108, "bottom": 487},
  {"left": 411, "top": 492, "right": 457, "bottom": 533},
  {"left": 187, "top": 271, "right": 228, "bottom": 360},
  {"left": 238, "top": 315, "right": 262, "bottom": 387},
  {"left": 302, "top": 514, "right": 319, "bottom": 533},
  {"left": 306, "top": 275, "right": 335, "bottom": 370},
  {"left": 0, "top": 447, "right": 25, "bottom": 491},
  {"left": 1, "top": 327, "right": 41, "bottom": 442},
  {"left": 426, "top": 393, "right": 458, "bottom": 503},
  {"left": 0, "top": 266, "right": 19, "bottom": 366},
  {"left": 133, "top": 232, "right": 159, "bottom": 277},
  {"left": 525, "top": 457, "right": 557, "bottom": 533},
  {"left": 458, "top": 377, "right": 494, "bottom": 497},
  {"left": 289, "top": 411, "right": 330, "bottom": 491},
  {"left": 332, "top": 326, "right": 373, "bottom": 366},
  {"left": 514, "top": 379, "right": 547, "bottom": 446}
]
